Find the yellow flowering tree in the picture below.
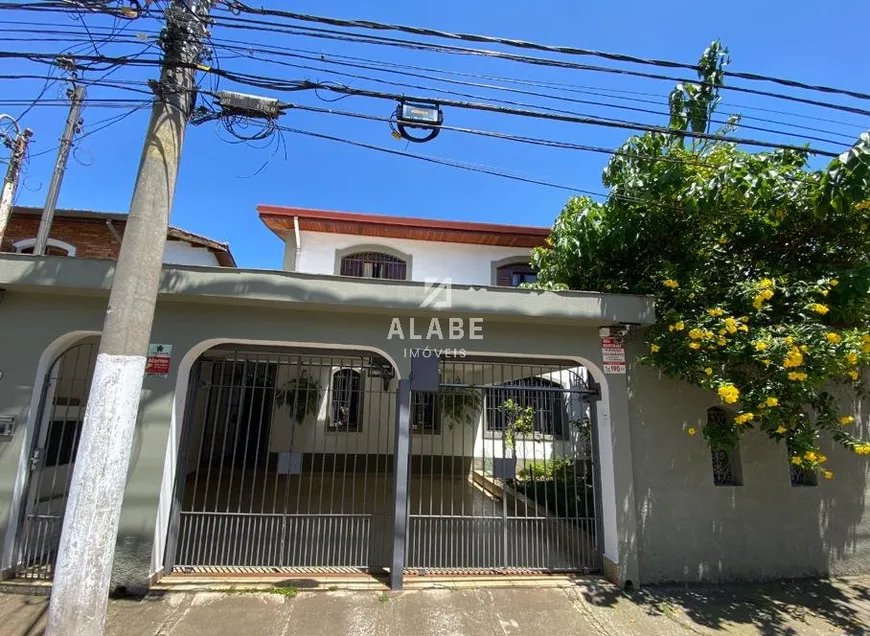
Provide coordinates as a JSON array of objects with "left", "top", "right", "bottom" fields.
[{"left": 532, "top": 42, "right": 870, "bottom": 476}]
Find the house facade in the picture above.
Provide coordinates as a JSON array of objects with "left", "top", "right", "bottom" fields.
[
  {"left": 1, "top": 206, "right": 237, "bottom": 267},
  {"left": 0, "top": 203, "right": 866, "bottom": 595}
]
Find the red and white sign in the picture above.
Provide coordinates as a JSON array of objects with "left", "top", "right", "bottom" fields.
[
  {"left": 601, "top": 337, "right": 626, "bottom": 374},
  {"left": 145, "top": 344, "right": 173, "bottom": 378}
]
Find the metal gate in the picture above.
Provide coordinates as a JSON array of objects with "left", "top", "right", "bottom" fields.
[
  {"left": 406, "top": 357, "right": 600, "bottom": 574},
  {"left": 14, "top": 339, "right": 99, "bottom": 579},
  {"left": 168, "top": 347, "right": 397, "bottom": 574}
]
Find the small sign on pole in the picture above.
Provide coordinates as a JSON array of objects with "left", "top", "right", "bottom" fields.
[
  {"left": 601, "top": 336, "right": 626, "bottom": 374},
  {"left": 145, "top": 344, "right": 173, "bottom": 377}
]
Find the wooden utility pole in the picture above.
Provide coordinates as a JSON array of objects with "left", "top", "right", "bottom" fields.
[
  {"left": 45, "top": 2, "right": 213, "bottom": 635},
  {"left": 34, "top": 84, "right": 85, "bottom": 255},
  {"left": 0, "top": 116, "right": 33, "bottom": 246}
]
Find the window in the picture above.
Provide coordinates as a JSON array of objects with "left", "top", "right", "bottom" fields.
[
  {"left": 485, "top": 377, "right": 567, "bottom": 438},
  {"left": 330, "top": 369, "right": 363, "bottom": 431},
  {"left": 707, "top": 407, "right": 742, "bottom": 486},
  {"left": 411, "top": 392, "right": 440, "bottom": 434},
  {"left": 495, "top": 261, "right": 536, "bottom": 287},
  {"left": 340, "top": 252, "right": 407, "bottom": 280},
  {"left": 790, "top": 464, "right": 819, "bottom": 487},
  {"left": 44, "top": 419, "right": 82, "bottom": 467},
  {"left": 13, "top": 238, "right": 76, "bottom": 257}
]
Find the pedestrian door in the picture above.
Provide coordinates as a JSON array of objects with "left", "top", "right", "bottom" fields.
[{"left": 14, "top": 339, "right": 98, "bottom": 579}]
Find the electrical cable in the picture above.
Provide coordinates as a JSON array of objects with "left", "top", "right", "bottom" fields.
[
  {"left": 275, "top": 124, "right": 604, "bottom": 195},
  {"left": 204, "top": 10, "right": 870, "bottom": 118},
  {"left": 226, "top": 2, "right": 870, "bottom": 103}
]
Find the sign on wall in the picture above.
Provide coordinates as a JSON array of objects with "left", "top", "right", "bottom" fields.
[
  {"left": 601, "top": 336, "right": 626, "bottom": 374},
  {"left": 145, "top": 344, "right": 173, "bottom": 377}
]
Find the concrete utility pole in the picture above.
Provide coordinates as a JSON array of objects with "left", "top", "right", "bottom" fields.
[
  {"left": 0, "top": 116, "right": 33, "bottom": 246},
  {"left": 34, "top": 84, "right": 85, "bottom": 255},
  {"left": 45, "top": 2, "right": 213, "bottom": 635}
]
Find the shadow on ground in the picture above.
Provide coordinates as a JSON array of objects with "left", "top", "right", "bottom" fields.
[{"left": 582, "top": 577, "right": 869, "bottom": 635}]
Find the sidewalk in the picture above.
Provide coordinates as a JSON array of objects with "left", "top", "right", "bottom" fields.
[{"left": 2, "top": 576, "right": 869, "bottom": 635}]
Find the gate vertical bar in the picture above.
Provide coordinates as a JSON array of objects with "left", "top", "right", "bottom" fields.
[{"left": 389, "top": 378, "right": 411, "bottom": 589}]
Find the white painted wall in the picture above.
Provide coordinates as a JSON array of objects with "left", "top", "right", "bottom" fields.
[
  {"left": 293, "top": 231, "right": 534, "bottom": 285},
  {"left": 162, "top": 241, "right": 220, "bottom": 267}
]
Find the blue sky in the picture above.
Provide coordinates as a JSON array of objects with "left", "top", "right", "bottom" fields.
[{"left": 2, "top": 1, "right": 868, "bottom": 269}]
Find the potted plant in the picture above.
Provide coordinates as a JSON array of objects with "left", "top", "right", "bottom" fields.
[
  {"left": 275, "top": 372, "right": 322, "bottom": 424},
  {"left": 437, "top": 381, "right": 482, "bottom": 428},
  {"left": 493, "top": 398, "right": 536, "bottom": 479}
]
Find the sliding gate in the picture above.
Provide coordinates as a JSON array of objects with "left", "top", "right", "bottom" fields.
[
  {"left": 168, "top": 347, "right": 398, "bottom": 573},
  {"left": 406, "top": 357, "right": 600, "bottom": 574}
]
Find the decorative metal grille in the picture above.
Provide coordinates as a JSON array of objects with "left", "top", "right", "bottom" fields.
[
  {"left": 15, "top": 339, "right": 99, "bottom": 580},
  {"left": 485, "top": 377, "right": 568, "bottom": 439},
  {"left": 790, "top": 464, "right": 819, "bottom": 487},
  {"left": 707, "top": 407, "right": 740, "bottom": 486},
  {"left": 339, "top": 252, "right": 407, "bottom": 280}
]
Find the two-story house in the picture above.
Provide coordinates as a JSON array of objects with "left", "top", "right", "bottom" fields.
[{"left": 1, "top": 201, "right": 860, "bottom": 598}]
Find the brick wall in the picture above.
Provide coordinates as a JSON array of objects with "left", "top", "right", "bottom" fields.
[{"left": 1, "top": 215, "right": 125, "bottom": 259}]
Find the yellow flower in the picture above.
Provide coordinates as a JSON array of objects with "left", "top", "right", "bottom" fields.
[
  {"left": 739, "top": 324, "right": 749, "bottom": 332},
  {"left": 840, "top": 415, "right": 856, "bottom": 425},
  {"left": 783, "top": 347, "right": 804, "bottom": 369},
  {"left": 800, "top": 344, "right": 809, "bottom": 353},
  {"left": 734, "top": 412, "right": 755, "bottom": 425},
  {"left": 817, "top": 454, "right": 827, "bottom": 463},
  {"left": 786, "top": 336, "right": 794, "bottom": 344},
  {"left": 765, "top": 397, "right": 779, "bottom": 407},
  {"left": 754, "top": 341, "right": 768, "bottom": 351},
  {"left": 707, "top": 308, "right": 724, "bottom": 317},
  {"left": 758, "top": 278, "right": 774, "bottom": 289},
  {"left": 718, "top": 384, "right": 740, "bottom": 404},
  {"left": 704, "top": 367, "right": 713, "bottom": 376},
  {"left": 724, "top": 317, "right": 738, "bottom": 334},
  {"left": 650, "top": 344, "right": 661, "bottom": 353},
  {"left": 760, "top": 288, "right": 774, "bottom": 300},
  {"left": 820, "top": 289, "right": 829, "bottom": 297},
  {"left": 688, "top": 342, "right": 701, "bottom": 350},
  {"left": 703, "top": 330, "right": 714, "bottom": 340},
  {"left": 849, "top": 370, "right": 860, "bottom": 381},
  {"left": 790, "top": 456, "right": 802, "bottom": 465},
  {"left": 845, "top": 352, "right": 858, "bottom": 366},
  {"left": 775, "top": 425, "right": 787, "bottom": 434},
  {"left": 826, "top": 332, "right": 842, "bottom": 344},
  {"left": 687, "top": 427, "right": 697, "bottom": 436},
  {"left": 717, "top": 337, "right": 727, "bottom": 346},
  {"left": 762, "top": 359, "right": 772, "bottom": 366},
  {"left": 718, "top": 328, "right": 727, "bottom": 336},
  {"left": 823, "top": 470, "right": 834, "bottom": 480},
  {"left": 830, "top": 279, "right": 839, "bottom": 286},
  {"left": 788, "top": 371, "right": 808, "bottom": 382},
  {"left": 804, "top": 451, "right": 817, "bottom": 462},
  {"left": 753, "top": 295, "right": 765, "bottom": 311},
  {"left": 663, "top": 279, "right": 679, "bottom": 289},
  {"left": 689, "top": 328, "right": 704, "bottom": 340},
  {"left": 673, "top": 321, "right": 685, "bottom": 331},
  {"left": 808, "top": 303, "right": 829, "bottom": 315}
]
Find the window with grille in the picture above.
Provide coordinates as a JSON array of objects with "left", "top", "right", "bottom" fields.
[
  {"left": 329, "top": 369, "right": 363, "bottom": 431},
  {"left": 707, "top": 407, "right": 742, "bottom": 486},
  {"left": 411, "top": 392, "right": 440, "bottom": 434},
  {"left": 495, "top": 262, "right": 536, "bottom": 287},
  {"left": 339, "top": 252, "right": 407, "bottom": 280},
  {"left": 485, "top": 377, "right": 567, "bottom": 439}
]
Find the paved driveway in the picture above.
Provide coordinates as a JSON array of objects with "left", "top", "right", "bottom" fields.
[{"left": 2, "top": 576, "right": 869, "bottom": 635}]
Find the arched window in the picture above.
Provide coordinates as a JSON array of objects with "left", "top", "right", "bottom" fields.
[
  {"left": 330, "top": 369, "right": 363, "bottom": 431},
  {"left": 486, "top": 376, "right": 567, "bottom": 439},
  {"left": 339, "top": 252, "right": 407, "bottom": 280},
  {"left": 495, "top": 261, "right": 536, "bottom": 287},
  {"left": 707, "top": 407, "right": 742, "bottom": 486},
  {"left": 13, "top": 238, "right": 76, "bottom": 257}
]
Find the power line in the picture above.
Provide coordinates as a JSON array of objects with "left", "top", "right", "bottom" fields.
[
  {"left": 225, "top": 2, "right": 870, "bottom": 103},
  {"left": 275, "top": 124, "right": 605, "bottom": 195},
  {"left": 208, "top": 39, "right": 848, "bottom": 148},
  {"left": 204, "top": 10, "right": 870, "bottom": 118}
]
